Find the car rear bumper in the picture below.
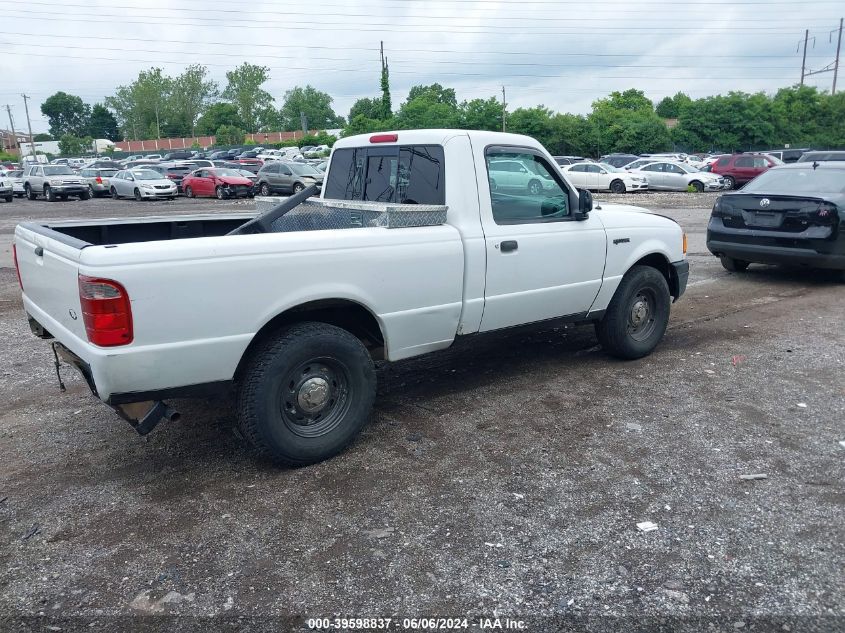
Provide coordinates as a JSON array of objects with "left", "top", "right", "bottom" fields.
[{"left": 708, "top": 239, "right": 845, "bottom": 269}]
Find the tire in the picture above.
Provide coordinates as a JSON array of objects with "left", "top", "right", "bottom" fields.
[
  {"left": 134, "top": 188, "right": 143, "bottom": 201},
  {"left": 88, "top": 184, "right": 96, "bottom": 198},
  {"left": 79, "top": 190, "right": 90, "bottom": 200},
  {"left": 184, "top": 186, "right": 194, "bottom": 198},
  {"left": 216, "top": 186, "right": 226, "bottom": 200},
  {"left": 690, "top": 180, "right": 704, "bottom": 193},
  {"left": 111, "top": 187, "right": 119, "bottom": 199},
  {"left": 610, "top": 179, "right": 626, "bottom": 194},
  {"left": 25, "top": 184, "right": 36, "bottom": 200},
  {"left": 293, "top": 182, "right": 305, "bottom": 194},
  {"left": 595, "top": 265, "right": 671, "bottom": 360},
  {"left": 259, "top": 182, "right": 271, "bottom": 197},
  {"left": 4, "top": 195, "right": 12, "bottom": 203},
  {"left": 527, "top": 179, "right": 542, "bottom": 195},
  {"left": 723, "top": 176, "right": 736, "bottom": 190},
  {"left": 719, "top": 255, "right": 749, "bottom": 272},
  {"left": 45, "top": 185, "right": 56, "bottom": 202},
  {"left": 237, "top": 321, "right": 377, "bottom": 467}
]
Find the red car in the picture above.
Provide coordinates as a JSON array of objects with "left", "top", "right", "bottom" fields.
[
  {"left": 709, "top": 153, "right": 782, "bottom": 190},
  {"left": 181, "top": 168, "right": 255, "bottom": 199}
]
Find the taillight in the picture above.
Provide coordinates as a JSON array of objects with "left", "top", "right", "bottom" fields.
[
  {"left": 12, "top": 243, "right": 23, "bottom": 289},
  {"left": 370, "top": 133, "right": 398, "bottom": 143},
  {"left": 95, "top": 176, "right": 103, "bottom": 184},
  {"left": 78, "top": 275, "right": 133, "bottom": 347}
]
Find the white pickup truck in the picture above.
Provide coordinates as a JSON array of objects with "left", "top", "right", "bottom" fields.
[{"left": 14, "top": 130, "right": 688, "bottom": 466}]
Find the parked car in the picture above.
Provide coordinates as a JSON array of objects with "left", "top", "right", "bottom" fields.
[
  {"left": 84, "top": 160, "right": 123, "bottom": 171},
  {"left": 599, "top": 153, "right": 640, "bottom": 168},
  {"left": 181, "top": 159, "right": 215, "bottom": 169},
  {"left": 709, "top": 153, "right": 782, "bottom": 190},
  {"left": 208, "top": 150, "right": 231, "bottom": 160},
  {"left": 142, "top": 163, "right": 196, "bottom": 193},
  {"left": 123, "top": 155, "right": 144, "bottom": 162},
  {"left": 707, "top": 161, "right": 845, "bottom": 277},
  {"left": 144, "top": 154, "right": 163, "bottom": 161},
  {"left": 563, "top": 163, "right": 648, "bottom": 193},
  {"left": 181, "top": 168, "right": 254, "bottom": 199},
  {"left": 163, "top": 151, "right": 194, "bottom": 161},
  {"left": 237, "top": 150, "right": 260, "bottom": 159},
  {"left": 629, "top": 161, "right": 726, "bottom": 192},
  {"left": 487, "top": 158, "right": 556, "bottom": 195},
  {"left": 23, "top": 164, "right": 89, "bottom": 201},
  {"left": 236, "top": 169, "right": 259, "bottom": 185},
  {"left": 256, "top": 161, "right": 324, "bottom": 196},
  {"left": 763, "top": 148, "right": 811, "bottom": 163},
  {"left": 13, "top": 129, "right": 688, "bottom": 466},
  {"left": 796, "top": 150, "right": 845, "bottom": 163},
  {"left": 109, "top": 169, "right": 178, "bottom": 200},
  {"left": 225, "top": 149, "right": 242, "bottom": 158},
  {"left": 0, "top": 176, "right": 13, "bottom": 202},
  {"left": 80, "top": 167, "right": 120, "bottom": 197},
  {"left": 553, "top": 155, "right": 587, "bottom": 166},
  {"left": 7, "top": 170, "right": 25, "bottom": 197}
]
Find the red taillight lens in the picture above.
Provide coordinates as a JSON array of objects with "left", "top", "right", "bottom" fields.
[
  {"left": 370, "top": 133, "right": 398, "bottom": 143},
  {"left": 95, "top": 176, "right": 103, "bottom": 184},
  {"left": 78, "top": 275, "right": 133, "bottom": 347},
  {"left": 12, "top": 243, "right": 23, "bottom": 290}
]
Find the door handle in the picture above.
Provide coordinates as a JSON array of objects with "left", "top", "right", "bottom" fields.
[{"left": 499, "top": 240, "right": 518, "bottom": 253}]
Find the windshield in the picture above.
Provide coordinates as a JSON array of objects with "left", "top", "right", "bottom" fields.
[
  {"left": 238, "top": 170, "right": 255, "bottom": 177},
  {"left": 44, "top": 166, "right": 74, "bottom": 175},
  {"left": 290, "top": 163, "right": 322, "bottom": 176},
  {"left": 10, "top": 170, "right": 23, "bottom": 177},
  {"left": 99, "top": 169, "right": 119, "bottom": 176},
  {"left": 131, "top": 170, "right": 161, "bottom": 180},
  {"left": 742, "top": 167, "right": 845, "bottom": 194},
  {"left": 213, "top": 169, "right": 243, "bottom": 177}
]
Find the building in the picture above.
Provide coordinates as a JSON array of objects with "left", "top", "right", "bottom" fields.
[{"left": 0, "top": 129, "right": 32, "bottom": 153}]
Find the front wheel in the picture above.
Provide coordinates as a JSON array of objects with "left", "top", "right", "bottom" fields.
[
  {"left": 610, "top": 179, "right": 626, "bottom": 194},
  {"left": 184, "top": 186, "right": 194, "bottom": 198},
  {"left": 719, "top": 255, "right": 749, "bottom": 272},
  {"left": 216, "top": 186, "right": 226, "bottom": 199},
  {"left": 45, "top": 185, "right": 56, "bottom": 202},
  {"left": 527, "top": 180, "right": 542, "bottom": 195},
  {"left": 111, "top": 187, "right": 119, "bottom": 199},
  {"left": 595, "top": 265, "right": 671, "bottom": 360},
  {"left": 723, "top": 176, "right": 736, "bottom": 190},
  {"left": 690, "top": 180, "right": 704, "bottom": 193},
  {"left": 293, "top": 183, "right": 305, "bottom": 194},
  {"left": 134, "top": 188, "right": 143, "bottom": 201},
  {"left": 237, "top": 322, "right": 377, "bottom": 467}
]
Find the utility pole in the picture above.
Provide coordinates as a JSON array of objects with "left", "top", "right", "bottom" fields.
[
  {"left": 800, "top": 29, "right": 809, "bottom": 85},
  {"left": 501, "top": 86, "right": 507, "bottom": 133},
  {"left": 4, "top": 104, "right": 17, "bottom": 154},
  {"left": 834, "top": 17, "right": 843, "bottom": 94},
  {"left": 21, "top": 94, "right": 37, "bottom": 160}
]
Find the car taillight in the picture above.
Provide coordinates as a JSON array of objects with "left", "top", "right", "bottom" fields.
[
  {"left": 12, "top": 243, "right": 23, "bottom": 289},
  {"left": 78, "top": 275, "right": 133, "bottom": 347},
  {"left": 95, "top": 176, "right": 103, "bottom": 184}
]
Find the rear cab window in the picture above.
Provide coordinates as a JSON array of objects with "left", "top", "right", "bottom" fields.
[{"left": 325, "top": 145, "right": 445, "bottom": 204}]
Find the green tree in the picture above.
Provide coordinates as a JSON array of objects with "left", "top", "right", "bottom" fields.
[
  {"left": 406, "top": 83, "right": 457, "bottom": 107},
  {"left": 106, "top": 68, "right": 172, "bottom": 140},
  {"left": 41, "top": 92, "right": 91, "bottom": 138},
  {"left": 395, "top": 83, "right": 460, "bottom": 129},
  {"left": 458, "top": 97, "right": 503, "bottom": 131},
  {"left": 171, "top": 64, "right": 218, "bottom": 137},
  {"left": 655, "top": 92, "right": 693, "bottom": 119},
  {"left": 343, "top": 114, "right": 394, "bottom": 136},
  {"left": 215, "top": 124, "right": 245, "bottom": 145},
  {"left": 88, "top": 104, "right": 120, "bottom": 140},
  {"left": 222, "top": 63, "right": 273, "bottom": 132},
  {"left": 348, "top": 97, "right": 384, "bottom": 122},
  {"left": 195, "top": 103, "right": 245, "bottom": 135},
  {"left": 58, "top": 134, "right": 93, "bottom": 156},
  {"left": 279, "top": 85, "right": 344, "bottom": 132},
  {"left": 380, "top": 56, "right": 392, "bottom": 119},
  {"left": 33, "top": 133, "right": 53, "bottom": 142},
  {"left": 507, "top": 106, "right": 555, "bottom": 144},
  {"left": 588, "top": 89, "right": 670, "bottom": 155}
]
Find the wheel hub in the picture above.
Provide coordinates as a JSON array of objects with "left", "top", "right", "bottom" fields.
[
  {"left": 297, "top": 377, "right": 330, "bottom": 413},
  {"left": 630, "top": 297, "right": 650, "bottom": 328}
]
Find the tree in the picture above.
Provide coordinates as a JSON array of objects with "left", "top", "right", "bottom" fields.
[
  {"left": 279, "top": 85, "right": 344, "bottom": 132},
  {"left": 588, "top": 89, "right": 670, "bottom": 155},
  {"left": 348, "top": 97, "right": 384, "bottom": 122},
  {"left": 458, "top": 98, "right": 503, "bottom": 131},
  {"left": 41, "top": 92, "right": 90, "bottom": 138},
  {"left": 507, "top": 106, "right": 555, "bottom": 145},
  {"left": 655, "top": 92, "right": 692, "bottom": 119},
  {"left": 88, "top": 104, "right": 120, "bottom": 140},
  {"left": 222, "top": 63, "right": 273, "bottom": 132},
  {"left": 171, "top": 64, "right": 218, "bottom": 137},
  {"left": 215, "top": 124, "right": 245, "bottom": 145},
  {"left": 106, "top": 68, "right": 172, "bottom": 140},
  {"left": 380, "top": 56, "right": 392, "bottom": 119},
  {"left": 195, "top": 103, "right": 245, "bottom": 135},
  {"left": 33, "top": 133, "right": 53, "bottom": 142},
  {"left": 406, "top": 83, "right": 457, "bottom": 107},
  {"left": 58, "top": 134, "right": 93, "bottom": 156},
  {"left": 394, "top": 83, "right": 460, "bottom": 129}
]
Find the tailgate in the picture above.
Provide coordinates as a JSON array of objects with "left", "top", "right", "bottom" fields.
[{"left": 14, "top": 224, "right": 88, "bottom": 341}]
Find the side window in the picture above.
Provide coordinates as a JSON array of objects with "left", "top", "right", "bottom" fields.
[
  {"left": 569, "top": 164, "right": 586, "bottom": 173},
  {"left": 753, "top": 157, "right": 769, "bottom": 168},
  {"left": 716, "top": 157, "right": 730, "bottom": 166},
  {"left": 642, "top": 163, "right": 663, "bottom": 172},
  {"left": 81, "top": 169, "right": 90, "bottom": 177},
  {"left": 735, "top": 157, "right": 754, "bottom": 168},
  {"left": 485, "top": 148, "right": 570, "bottom": 225},
  {"left": 586, "top": 164, "right": 602, "bottom": 173},
  {"left": 666, "top": 164, "right": 684, "bottom": 174},
  {"left": 279, "top": 165, "right": 292, "bottom": 176}
]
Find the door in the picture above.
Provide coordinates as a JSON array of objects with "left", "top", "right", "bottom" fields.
[
  {"left": 276, "top": 164, "right": 294, "bottom": 192},
  {"left": 640, "top": 162, "right": 666, "bottom": 189},
  {"left": 583, "top": 164, "right": 602, "bottom": 190},
  {"left": 662, "top": 163, "right": 688, "bottom": 190},
  {"left": 194, "top": 170, "right": 213, "bottom": 196},
  {"left": 114, "top": 172, "right": 130, "bottom": 196},
  {"left": 564, "top": 164, "right": 590, "bottom": 190},
  {"left": 733, "top": 156, "right": 756, "bottom": 184},
  {"left": 479, "top": 147, "right": 607, "bottom": 332}
]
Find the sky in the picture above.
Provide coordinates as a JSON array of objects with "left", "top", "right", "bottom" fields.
[{"left": 0, "top": 0, "right": 842, "bottom": 134}]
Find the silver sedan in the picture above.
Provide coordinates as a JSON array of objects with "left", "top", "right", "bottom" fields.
[{"left": 109, "top": 169, "right": 178, "bottom": 200}]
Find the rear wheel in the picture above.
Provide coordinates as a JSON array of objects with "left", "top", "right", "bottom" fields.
[
  {"left": 4, "top": 195, "right": 12, "bottom": 203},
  {"left": 79, "top": 189, "right": 90, "bottom": 200},
  {"left": 610, "top": 179, "right": 626, "bottom": 194},
  {"left": 690, "top": 180, "right": 704, "bottom": 193},
  {"left": 595, "top": 265, "right": 671, "bottom": 360},
  {"left": 45, "top": 185, "right": 56, "bottom": 202},
  {"left": 88, "top": 184, "right": 96, "bottom": 198},
  {"left": 237, "top": 322, "right": 376, "bottom": 467},
  {"left": 719, "top": 255, "right": 750, "bottom": 272},
  {"left": 527, "top": 179, "right": 542, "bottom": 195},
  {"left": 25, "top": 184, "right": 36, "bottom": 200},
  {"left": 723, "top": 175, "right": 736, "bottom": 190}
]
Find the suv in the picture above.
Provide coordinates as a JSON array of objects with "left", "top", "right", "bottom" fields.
[
  {"left": 24, "top": 164, "right": 90, "bottom": 201},
  {"left": 163, "top": 151, "right": 195, "bottom": 161},
  {"left": 709, "top": 153, "right": 780, "bottom": 190},
  {"left": 256, "top": 161, "right": 324, "bottom": 196}
]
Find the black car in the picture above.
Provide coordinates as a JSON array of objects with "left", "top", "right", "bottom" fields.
[
  {"left": 797, "top": 151, "right": 845, "bottom": 163},
  {"left": 226, "top": 149, "right": 242, "bottom": 158},
  {"left": 163, "top": 151, "right": 194, "bottom": 161},
  {"left": 600, "top": 153, "right": 640, "bottom": 168},
  {"left": 237, "top": 150, "right": 260, "bottom": 159},
  {"left": 208, "top": 150, "right": 230, "bottom": 160},
  {"left": 707, "top": 162, "right": 845, "bottom": 277},
  {"left": 553, "top": 155, "right": 587, "bottom": 166}
]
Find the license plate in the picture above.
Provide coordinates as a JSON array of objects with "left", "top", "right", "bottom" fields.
[
  {"left": 743, "top": 211, "right": 782, "bottom": 228},
  {"left": 101, "top": 179, "right": 109, "bottom": 185}
]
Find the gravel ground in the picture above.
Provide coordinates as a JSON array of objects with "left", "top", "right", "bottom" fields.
[{"left": 0, "top": 196, "right": 843, "bottom": 632}]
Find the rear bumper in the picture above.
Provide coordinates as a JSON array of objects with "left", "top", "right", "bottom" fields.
[{"left": 708, "top": 239, "right": 845, "bottom": 269}]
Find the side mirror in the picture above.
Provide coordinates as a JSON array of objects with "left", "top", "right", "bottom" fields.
[{"left": 576, "top": 189, "right": 592, "bottom": 220}]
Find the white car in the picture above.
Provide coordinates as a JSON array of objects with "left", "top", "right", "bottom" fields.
[
  {"left": 7, "top": 170, "right": 26, "bottom": 197},
  {"left": 628, "top": 160, "right": 725, "bottom": 192},
  {"left": 488, "top": 158, "right": 557, "bottom": 195},
  {"left": 109, "top": 169, "right": 178, "bottom": 200},
  {"left": 563, "top": 163, "right": 648, "bottom": 193},
  {"left": 15, "top": 129, "right": 688, "bottom": 466}
]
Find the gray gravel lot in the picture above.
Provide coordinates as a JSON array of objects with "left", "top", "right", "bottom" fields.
[{"left": 0, "top": 193, "right": 843, "bottom": 631}]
